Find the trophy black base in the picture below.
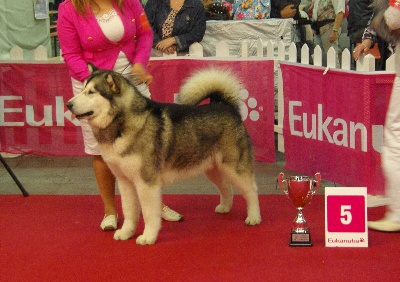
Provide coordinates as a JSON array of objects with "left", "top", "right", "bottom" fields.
[{"left": 290, "top": 233, "right": 312, "bottom": 247}]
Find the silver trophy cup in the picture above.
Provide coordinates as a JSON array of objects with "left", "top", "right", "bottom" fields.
[{"left": 278, "top": 172, "right": 321, "bottom": 246}]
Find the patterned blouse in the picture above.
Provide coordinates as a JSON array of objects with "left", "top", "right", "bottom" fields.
[{"left": 162, "top": 9, "right": 179, "bottom": 39}]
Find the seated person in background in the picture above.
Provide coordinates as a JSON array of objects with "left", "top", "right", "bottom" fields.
[
  {"left": 144, "top": 0, "right": 206, "bottom": 56},
  {"left": 233, "top": 0, "right": 271, "bottom": 20}
]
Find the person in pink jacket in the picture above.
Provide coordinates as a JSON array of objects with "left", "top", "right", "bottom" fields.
[{"left": 58, "top": 0, "right": 183, "bottom": 231}]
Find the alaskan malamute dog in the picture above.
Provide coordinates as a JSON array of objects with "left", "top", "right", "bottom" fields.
[{"left": 67, "top": 64, "right": 262, "bottom": 245}]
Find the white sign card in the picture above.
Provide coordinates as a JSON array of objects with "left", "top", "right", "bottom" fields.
[{"left": 325, "top": 187, "right": 368, "bottom": 247}]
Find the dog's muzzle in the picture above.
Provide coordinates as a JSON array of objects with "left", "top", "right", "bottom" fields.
[{"left": 66, "top": 101, "right": 94, "bottom": 119}]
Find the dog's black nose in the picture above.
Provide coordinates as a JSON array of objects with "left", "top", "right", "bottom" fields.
[{"left": 66, "top": 102, "right": 73, "bottom": 110}]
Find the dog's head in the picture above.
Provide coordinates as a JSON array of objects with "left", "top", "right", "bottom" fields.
[{"left": 66, "top": 63, "right": 129, "bottom": 129}]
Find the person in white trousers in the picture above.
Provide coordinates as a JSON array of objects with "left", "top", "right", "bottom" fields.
[{"left": 368, "top": 0, "right": 400, "bottom": 231}]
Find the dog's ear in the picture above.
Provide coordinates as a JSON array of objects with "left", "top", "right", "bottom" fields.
[
  {"left": 87, "top": 63, "right": 99, "bottom": 74},
  {"left": 105, "top": 73, "right": 120, "bottom": 93}
]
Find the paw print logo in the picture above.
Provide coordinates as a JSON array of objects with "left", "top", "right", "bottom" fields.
[
  {"left": 238, "top": 88, "right": 262, "bottom": 122},
  {"left": 360, "top": 238, "right": 365, "bottom": 243}
]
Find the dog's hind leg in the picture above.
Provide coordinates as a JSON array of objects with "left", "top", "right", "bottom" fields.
[
  {"left": 205, "top": 167, "right": 233, "bottom": 214},
  {"left": 135, "top": 183, "right": 162, "bottom": 245},
  {"left": 219, "top": 166, "right": 262, "bottom": 225},
  {"left": 114, "top": 178, "right": 140, "bottom": 240}
]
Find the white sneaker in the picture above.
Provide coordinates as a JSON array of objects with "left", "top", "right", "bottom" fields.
[
  {"left": 368, "top": 218, "right": 400, "bottom": 232},
  {"left": 100, "top": 214, "right": 118, "bottom": 231},
  {"left": 162, "top": 206, "right": 183, "bottom": 222}
]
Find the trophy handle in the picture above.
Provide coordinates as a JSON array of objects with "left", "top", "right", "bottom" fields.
[
  {"left": 278, "top": 172, "right": 288, "bottom": 196},
  {"left": 312, "top": 172, "right": 321, "bottom": 194}
]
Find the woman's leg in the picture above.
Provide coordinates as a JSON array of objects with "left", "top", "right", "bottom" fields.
[
  {"left": 93, "top": 155, "right": 118, "bottom": 230},
  {"left": 93, "top": 155, "right": 116, "bottom": 216}
]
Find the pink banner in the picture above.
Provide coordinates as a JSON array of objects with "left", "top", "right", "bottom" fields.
[
  {"left": 0, "top": 59, "right": 275, "bottom": 162},
  {"left": 280, "top": 63, "right": 395, "bottom": 195}
]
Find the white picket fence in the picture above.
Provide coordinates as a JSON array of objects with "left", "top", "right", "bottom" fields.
[
  {"left": 6, "top": 41, "right": 397, "bottom": 153},
  {"left": 9, "top": 39, "right": 395, "bottom": 71}
]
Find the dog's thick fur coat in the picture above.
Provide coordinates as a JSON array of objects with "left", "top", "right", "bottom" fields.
[{"left": 67, "top": 65, "right": 262, "bottom": 245}]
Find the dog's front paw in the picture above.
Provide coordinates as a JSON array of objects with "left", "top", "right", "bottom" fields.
[
  {"left": 136, "top": 234, "right": 157, "bottom": 245},
  {"left": 245, "top": 215, "right": 262, "bottom": 226},
  {"left": 215, "top": 204, "right": 231, "bottom": 213},
  {"left": 113, "top": 229, "right": 134, "bottom": 240},
  {"left": 215, "top": 203, "right": 231, "bottom": 214}
]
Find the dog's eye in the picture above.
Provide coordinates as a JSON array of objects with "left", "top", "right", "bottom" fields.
[{"left": 88, "top": 90, "right": 95, "bottom": 95}]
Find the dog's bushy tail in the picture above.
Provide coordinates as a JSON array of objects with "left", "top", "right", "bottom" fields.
[{"left": 177, "top": 68, "right": 242, "bottom": 110}]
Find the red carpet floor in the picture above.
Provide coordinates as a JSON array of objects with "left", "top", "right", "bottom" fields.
[{"left": 0, "top": 194, "right": 398, "bottom": 281}]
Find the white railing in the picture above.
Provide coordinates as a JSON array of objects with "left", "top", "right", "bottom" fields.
[
  {"left": 6, "top": 38, "right": 283, "bottom": 60},
  {"left": 5, "top": 40, "right": 396, "bottom": 154},
  {"left": 8, "top": 39, "right": 395, "bottom": 69}
]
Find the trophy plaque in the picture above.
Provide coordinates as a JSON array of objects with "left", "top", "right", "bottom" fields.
[{"left": 278, "top": 172, "right": 321, "bottom": 246}]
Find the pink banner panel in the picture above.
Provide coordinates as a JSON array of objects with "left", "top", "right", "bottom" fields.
[
  {"left": 280, "top": 63, "right": 395, "bottom": 195},
  {"left": 0, "top": 63, "right": 82, "bottom": 156},
  {"left": 0, "top": 59, "right": 275, "bottom": 162}
]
